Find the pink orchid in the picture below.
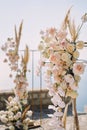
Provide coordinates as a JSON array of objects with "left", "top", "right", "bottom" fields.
[{"left": 58, "top": 87, "right": 65, "bottom": 97}]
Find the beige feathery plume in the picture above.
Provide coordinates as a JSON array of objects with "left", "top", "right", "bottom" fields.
[
  {"left": 23, "top": 45, "right": 29, "bottom": 65},
  {"left": 68, "top": 19, "right": 79, "bottom": 42},
  {"left": 61, "top": 6, "right": 72, "bottom": 30},
  {"left": 14, "top": 20, "right": 23, "bottom": 53},
  {"left": 21, "top": 45, "right": 29, "bottom": 77},
  {"left": 18, "top": 20, "right": 23, "bottom": 44}
]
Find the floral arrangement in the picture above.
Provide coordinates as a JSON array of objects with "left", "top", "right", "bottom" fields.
[
  {"left": 37, "top": 9, "right": 87, "bottom": 130},
  {"left": 0, "top": 22, "right": 34, "bottom": 130}
]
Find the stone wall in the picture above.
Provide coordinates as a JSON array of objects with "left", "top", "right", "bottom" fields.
[
  {"left": 0, "top": 89, "right": 52, "bottom": 111},
  {"left": 0, "top": 89, "right": 73, "bottom": 116}
]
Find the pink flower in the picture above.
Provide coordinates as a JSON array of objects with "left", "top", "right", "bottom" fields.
[
  {"left": 57, "top": 30, "right": 67, "bottom": 40},
  {"left": 60, "top": 39, "right": 67, "bottom": 50},
  {"left": 50, "top": 43, "right": 57, "bottom": 50},
  {"left": 49, "top": 53, "right": 61, "bottom": 65},
  {"left": 73, "top": 62, "right": 85, "bottom": 75},
  {"left": 47, "top": 28, "right": 56, "bottom": 36},
  {"left": 49, "top": 54, "right": 57, "bottom": 63}
]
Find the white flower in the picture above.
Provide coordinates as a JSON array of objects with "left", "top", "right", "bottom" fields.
[
  {"left": 58, "top": 87, "right": 65, "bottom": 97},
  {"left": 58, "top": 101, "right": 65, "bottom": 108},
  {"left": 47, "top": 114, "right": 54, "bottom": 118},
  {"left": 10, "top": 100, "right": 17, "bottom": 106},
  {"left": 8, "top": 115, "right": 14, "bottom": 121},
  {"left": 0, "top": 115, "right": 8, "bottom": 123},
  {"left": 23, "top": 125, "right": 28, "bottom": 130},
  {"left": 14, "top": 112, "right": 21, "bottom": 120},
  {"left": 12, "top": 105, "right": 19, "bottom": 112},
  {"left": 22, "top": 99, "right": 28, "bottom": 105},
  {"left": 76, "top": 41, "right": 84, "bottom": 49},
  {"left": 23, "top": 118, "right": 30, "bottom": 124},
  {"left": 8, "top": 96, "right": 13, "bottom": 102},
  {"left": 51, "top": 94, "right": 62, "bottom": 106},
  {"left": 48, "top": 105, "right": 57, "bottom": 111},
  {"left": 0, "top": 110, "right": 5, "bottom": 115},
  {"left": 66, "top": 43, "right": 75, "bottom": 53},
  {"left": 16, "top": 112, "right": 21, "bottom": 118},
  {"left": 73, "top": 50, "right": 79, "bottom": 59},
  {"left": 64, "top": 74, "right": 74, "bottom": 85},
  {"left": 9, "top": 125, "right": 15, "bottom": 130},
  {"left": 61, "top": 52, "right": 71, "bottom": 62},
  {"left": 26, "top": 110, "right": 32, "bottom": 117},
  {"left": 7, "top": 111, "right": 14, "bottom": 116}
]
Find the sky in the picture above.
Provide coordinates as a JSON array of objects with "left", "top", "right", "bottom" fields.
[
  {"left": 0, "top": 0, "right": 87, "bottom": 49},
  {"left": 0, "top": 0, "right": 87, "bottom": 111}
]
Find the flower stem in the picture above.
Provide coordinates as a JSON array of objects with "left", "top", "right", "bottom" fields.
[
  {"left": 72, "top": 98, "right": 79, "bottom": 130},
  {"left": 62, "top": 104, "right": 68, "bottom": 129},
  {"left": 62, "top": 99, "right": 72, "bottom": 129}
]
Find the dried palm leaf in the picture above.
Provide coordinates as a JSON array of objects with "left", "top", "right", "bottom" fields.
[
  {"left": 18, "top": 20, "right": 23, "bottom": 45},
  {"left": 68, "top": 19, "right": 78, "bottom": 42},
  {"left": 23, "top": 45, "right": 29, "bottom": 65},
  {"left": 15, "top": 25, "right": 18, "bottom": 45},
  {"left": 4, "top": 99, "right": 10, "bottom": 106},
  {"left": 62, "top": 6, "right": 72, "bottom": 30},
  {"left": 21, "top": 105, "right": 30, "bottom": 121},
  {"left": 21, "top": 46, "right": 29, "bottom": 76},
  {"left": 14, "top": 20, "right": 23, "bottom": 53}
]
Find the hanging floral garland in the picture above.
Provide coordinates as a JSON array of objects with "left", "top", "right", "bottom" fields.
[
  {"left": 37, "top": 9, "right": 87, "bottom": 130},
  {"left": 0, "top": 21, "right": 34, "bottom": 130}
]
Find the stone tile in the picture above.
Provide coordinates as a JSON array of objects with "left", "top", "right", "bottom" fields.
[{"left": 0, "top": 115, "right": 87, "bottom": 130}]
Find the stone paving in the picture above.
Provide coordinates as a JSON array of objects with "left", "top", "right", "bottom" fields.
[
  {"left": 0, "top": 113, "right": 87, "bottom": 130},
  {"left": 30, "top": 114, "right": 87, "bottom": 130}
]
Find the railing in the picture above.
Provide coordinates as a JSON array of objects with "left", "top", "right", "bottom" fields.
[
  {"left": 0, "top": 49, "right": 87, "bottom": 125},
  {"left": 20, "top": 50, "right": 45, "bottom": 123},
  {"left": 22, "top": 49, "right": 87, "bottom": 90},
  {"left": 21, "top": 48, "right": 87, "bottom": 113},
  {"left": 19, "top": 49, "right": 46, "bottom": 91}
]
